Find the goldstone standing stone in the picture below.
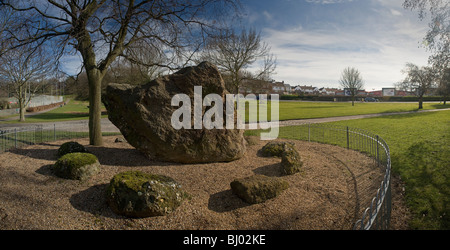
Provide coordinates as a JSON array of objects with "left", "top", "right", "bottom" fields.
[{"left": 104, "top": 61, "right": 246, "bottom": 163}]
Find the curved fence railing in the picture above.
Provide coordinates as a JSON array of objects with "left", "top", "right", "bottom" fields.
[
  {"left": 1, "top": 121, "right": 391, "bottom": 230},
  {"left": 267, "top": 123, "right": 392, "bottom": 230}
]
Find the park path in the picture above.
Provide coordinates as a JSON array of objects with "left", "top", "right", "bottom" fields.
[{"left": 277, "top": 107, "right": 450, "bottom": 127}]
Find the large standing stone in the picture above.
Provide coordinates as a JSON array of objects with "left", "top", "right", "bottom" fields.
[{"left": 104, "top": 62, "right": 246, "bottom": 163}]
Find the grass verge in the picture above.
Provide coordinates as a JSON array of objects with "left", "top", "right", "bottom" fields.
[{"left": 246, "top": 110, "right": 449, "bottom": 229}]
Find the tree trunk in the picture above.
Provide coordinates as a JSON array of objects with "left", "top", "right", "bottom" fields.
[
  {"left": 87, "top": 69, "right": 104, "bottom": 146},
  {"left": 418, "top": 95, "right": 424, "bottom": 109},
  {"left": 352, "top": 95, "right": 355, "bottom": 106},
  {"left": 18, "top": 85, "right": 25, "bottom": 122}
]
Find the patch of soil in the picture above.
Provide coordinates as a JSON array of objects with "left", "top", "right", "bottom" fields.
[{"left": 0, "top": 136, "right": 408, "bottom": 230}]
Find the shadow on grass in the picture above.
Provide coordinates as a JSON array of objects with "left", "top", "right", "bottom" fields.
[
  {"left": 393, "top": 140, "right": 450, "bottom": 229},
  {"left": 366, "top": 110, "right": 438, "bottom": 120}
]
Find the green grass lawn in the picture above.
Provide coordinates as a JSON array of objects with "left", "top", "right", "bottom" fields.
[
  {"left": 2, "top": 99, "right": 448, "bottom": 124},
  {"left": 277, "top": 101, "right": 449, "bottom": 120},
  {"left": 243, "top": 101, "right": 449, "bottom": 122},
  {"left": 327, "top": 110, "right": 450, "bottom": 229},
  {"left": 0, "top": 99, "right": 107, "bottom": 123}
]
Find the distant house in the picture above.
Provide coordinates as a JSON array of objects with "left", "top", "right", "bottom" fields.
[
  {"left": 293, "top": 85, "right": 319, "bottom": 95},
  {"left": 238, "top": 80, "right": 291, "bottom": 95},
  {"left": 319, "top": 87, "right": 339, "bottom": 96},
  {"left": 271, "top": 81, "right": 287, "bottom": 94}
]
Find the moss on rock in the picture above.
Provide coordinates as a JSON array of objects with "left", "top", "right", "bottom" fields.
[
  {"left": 57, "top": 141, "right": 88, "bottom": 157},
  {"left": 281, "top": 143, "right": 303, "bottom": 175},
  {"left": 53, "top": 152, "right": 100, "bottom": 181},
  {"left": 230, "top": 175, "right": 289, "bottom": 204},
  {"left": 106, "top": 171, "right": 188, "bottom": 218},
  {"left": 261, "top": 141, "right": 295, "bottom": 157}
]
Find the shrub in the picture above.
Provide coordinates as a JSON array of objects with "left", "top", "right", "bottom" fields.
[
  {"left": 57, "top": 141, "right": 88, "bottom": 157},
  {"left": 53, "top": 152, "right": 100, "bottom": 181}
]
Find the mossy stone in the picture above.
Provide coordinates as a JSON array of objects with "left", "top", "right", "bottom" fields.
[
  {"left": 53, "top": 152, "right": 100, "bottom": 181},
  {"left": 281, "top": 144, "right": 303, "bottom": 175},
  {"left": 261, "top": 141, "right": 295, "bottom": 157},
  {"left": 106, "top": 171, "right": 188, "bottom": 218},
  {"left": 57, "top": 141, "right": 88, "bottom": 157},
  {"left": 230, "top": 175, "right": 289, "bottom": 204}
]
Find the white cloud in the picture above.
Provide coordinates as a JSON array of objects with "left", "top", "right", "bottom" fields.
[
  {"left": 390, "top": 9, "right": 403, "bottom": 16},
  {"left": 256, "top": 0, "right": 432, "bottom": 90},
  {"left": 60, "top": 54, "right": 83, "bottom": 76},
  {"left": 262, "top": 10, "right": 273, "bottom": 21}
]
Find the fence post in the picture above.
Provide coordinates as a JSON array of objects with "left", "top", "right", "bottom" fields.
[
  {"left": 376, "top": 135, "right": 380, "bottom": 168},
  {"left": 54, "top": 124, "right": 56, "bottom": 141},
  {"left": 346, "top": 126, "right": 349, "bottom": 149},
  {"left": 14, "top": 128, "right": 17, "bottom": 148},
  {"left": 308, "top": 124, "right": 310, "bottom": 142}
]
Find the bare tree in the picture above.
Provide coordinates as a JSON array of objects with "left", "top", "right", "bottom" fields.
[
  {"left": 397, "top": 63, "right": 437, "bottom": 109},
  {"left": 339, "top": 67, "right": 364, "bottom": 106},
  {"left": 1, "top": 0, "right": 239, "bottom": 146},
  {"left": 200, "top": 28, "right": 276, "bottom": 93},
  {"left": 437, "top": 68, "right": 450, "bottom": 105},
  {"left": 110, "top": 41, "right": 169, "bottom": 84},
  {"left": 0, "top": 44, "right": 57, "bottom": 121}
]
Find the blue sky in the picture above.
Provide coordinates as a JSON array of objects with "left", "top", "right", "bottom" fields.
[
  {"left": 60, "top": 0, "right": 432, "bottom": 91},
  {"left": 240, "top": 0, "right": 432, "bottom": 90}
]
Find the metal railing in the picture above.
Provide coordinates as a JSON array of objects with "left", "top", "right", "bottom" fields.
[
  {"left": 0, "top": 121, "right": 120, "bottom": 153},
  {"left": 1, "top": 121, "right": 391, "bottom": 230},
  {"left": 272, "top": 123, "right": 392, "bottom": 230}
]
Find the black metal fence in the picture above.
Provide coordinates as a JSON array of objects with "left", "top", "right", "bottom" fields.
[
  {"left": 272, "top": 123, "right": 392, "bottom": 230},
  {"left": 0, "top": 121, "right": 120, "bottom": 153},
  {"left": 1, "top": 121, "right": 391, "bottom": 230}
]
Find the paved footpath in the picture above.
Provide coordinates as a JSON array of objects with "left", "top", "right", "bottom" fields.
[
  {"left": 1, "top": 108, "right": 449, "bottom": 131},
  {"left": 278, "top": 108, "right": 450, "bottom": 127}
]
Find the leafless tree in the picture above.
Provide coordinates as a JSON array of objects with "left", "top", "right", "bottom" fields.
[
  {"left": 0, "top": 0, "right": 240, "bottom": 145},
  {"left": 437, "top": 68, "right": 450, "bottom": 104},
  {"left": 200, "top": 28, "right": 276, "bottom": 93},
  {"left": 397, "top": 63, "right": 437, "bottom": 109},
  {"left": 0, "top": 43, "right": 57, "bottom": 121},
  {"left": 339, "top": 67, "right": 364, "bottom": 106}
]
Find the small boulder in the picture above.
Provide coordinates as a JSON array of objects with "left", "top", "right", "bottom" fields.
[
  {"left": 53, "top": 152, "right": 100, "bottom": 181},
  {"left": 261, "top": 141, "right": 294, "bottom": 157},
  {"left": 114, "top": 137, "right": 125, "bottom": 143},
  {"left": 106, "top": 171, "right": 188, "bottom": 218},
  {"left": 230, "top": 175, "right": 289, "bottom": 204},
  {"left": 57, "top": 141, "right": 88, "bottom": 157},
  {"left": 281, "top": 144, "right": 303, "bottom": 175}
]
